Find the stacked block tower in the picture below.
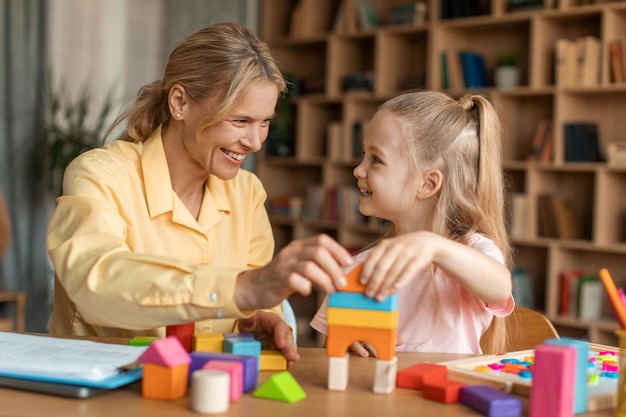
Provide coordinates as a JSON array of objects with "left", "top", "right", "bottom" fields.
[{"left": 326, "top": 263, "right": 399, "bottom": 393}]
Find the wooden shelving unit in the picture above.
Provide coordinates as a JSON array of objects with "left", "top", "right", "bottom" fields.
[{"left": 258, "top": 0, "right": 626, "bottom": 347}]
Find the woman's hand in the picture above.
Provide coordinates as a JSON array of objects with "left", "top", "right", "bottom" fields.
[
  {"left": 234, "top": 234, "right": 353, "bottom": 310},
  {"left": 237, "top": 310, "right": 299, "bottom": 365}
]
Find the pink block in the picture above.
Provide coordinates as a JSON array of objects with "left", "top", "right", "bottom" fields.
[
  {"left": 202, "top": 360, "right": 244, "bottom": 401},
  {"left": 138, "top": 336, "right": 191, "bottom": 367},
  {"left": 529, "top": 343, "right": 576, "bottom": 417}
]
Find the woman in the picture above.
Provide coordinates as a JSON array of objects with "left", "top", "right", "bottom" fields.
[{"left": 47, "top": 22, "right": 352, "bottom": 363}]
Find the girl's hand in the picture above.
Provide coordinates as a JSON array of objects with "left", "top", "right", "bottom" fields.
[
  {"left": 237, "top": 310, "right": 299, "bottom": 366},
  {"left": 348, "top": 336, "right": 404, "bottom": 358},
  {"left": 235, "top": 234, "right": 353, "bottom": 310}
]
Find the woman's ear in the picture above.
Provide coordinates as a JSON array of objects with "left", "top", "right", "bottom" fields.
[
  {"left": 418, "top": 169, "right": 443, "bottom": 199},
  {"left": 168, "top": 83, "right": 187, "bottom": 120}
]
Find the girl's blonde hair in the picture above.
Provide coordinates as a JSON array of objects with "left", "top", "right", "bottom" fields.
[
  {"left": 104, "top": 22, "right": 287, "bottom": 143},
  {"left": 379, "top": 91, "right": 511, "bottom": 353}
]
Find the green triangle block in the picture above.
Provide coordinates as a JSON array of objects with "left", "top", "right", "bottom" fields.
[{"left": 252, "top": 371, "right": 306, "bottom": 403}]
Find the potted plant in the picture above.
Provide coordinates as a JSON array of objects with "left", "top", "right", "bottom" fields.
[
  {"left": 32, "top": 72, "right": 116, "bottom": 198},
  {"left": 495, "top": 51, "right": 520, "bottom": 89}
]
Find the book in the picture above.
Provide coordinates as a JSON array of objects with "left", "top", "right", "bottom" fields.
[
  {"left": 550, "top": 196, "right": 580, "bottom": 239},
  {"left": 447, "top": 50, "right": 465, "bottom": 90},
  {"left": 537, "top": 194, "right": 558, "bottom": 238},
  {"left": 355, "top": 0, "right": 379, "bottom": 30},
  {"left": 527, "top": 119, "right": 552, "bottom": 162},
  {"left": 508, "top": 193, "right": 529, "bottom": 240},
  {"left": 576, "top": 275, "right": 603, "bottom": 320},
  {"left": 563, "top": 122, "right": 600, "bottom": 162},
  {"left": 609, "top": 39, "right": 625, "bottom": 83},
  {"left": 576, "top": 36, "right": 601, "bottom": 87},
  {"left": 560, "top": 269, "right": 585, "bottom": 317},
  {"left": 459, "top": 51, "right": 487, "bottom": 88},
  {"left": 555, "top": 38, "right": 577, "bottom": 87},
  {"left": 441, "top": 51, "right": 449, "bottom": 90},
  {"left": 512, "top": 268, "right": 534, "bottom": 309}
]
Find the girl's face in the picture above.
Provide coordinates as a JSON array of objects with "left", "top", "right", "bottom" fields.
[
  {"left": 183, "top": 81, "right": 278, "bottom": 180},
  {"left": 353, "top": 111, "right": 423, "bottom": 227}
]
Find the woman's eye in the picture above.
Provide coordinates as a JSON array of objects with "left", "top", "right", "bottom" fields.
[{"left": 231, "top": 119, "right": 246, "bottom": 126}]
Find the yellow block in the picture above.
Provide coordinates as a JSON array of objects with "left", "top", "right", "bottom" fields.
[
  {"left": 193, "top": 333, "right": 225, "bottom": 352},
  {"left": 327, "top": 307, "right": 397, "bottom": 329},
  {"left": 260, "top": 350, "right": 287, "bottom": 371}
]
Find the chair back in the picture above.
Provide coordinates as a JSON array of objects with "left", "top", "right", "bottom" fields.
[{"left": 480, "top": 306, "right": 559, "bottom": 353}]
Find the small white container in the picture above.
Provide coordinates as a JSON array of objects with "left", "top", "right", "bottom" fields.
[{"left": 495, "top": 66, "right": 520, "bottom": 89}]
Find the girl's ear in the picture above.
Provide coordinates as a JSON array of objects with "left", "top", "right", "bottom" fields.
[
  {"left": 168, "top": 83, "right": 188, "bottom": 119},
  {"left": 418, "top": 169, "right": 443, "bottom": 199}
]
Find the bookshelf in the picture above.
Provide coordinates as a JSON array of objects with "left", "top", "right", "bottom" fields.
[{"left": 258, "top": 0, "right": 626, "bottom": 347}]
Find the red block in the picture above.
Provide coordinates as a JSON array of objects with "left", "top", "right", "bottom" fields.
[
  {"left": 396, "top": 362, "right": 447, "bottom": 390},
  {"left": 423, "top": 379, "right": 467, "bottom": 403},
  {"left": 166, "top": 323, "right": 195, "bottom": 353}
]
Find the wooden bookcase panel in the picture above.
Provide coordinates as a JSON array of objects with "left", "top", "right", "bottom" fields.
[{"left": 259, "top": 0, "right": 626, "bottom": 346}]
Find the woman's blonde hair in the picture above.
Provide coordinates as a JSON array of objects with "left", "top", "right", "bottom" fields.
[
  {"left": 379, "top": 91, "right": 511, "bottom": 353},
  {"left": 104, "top": 22, "right": 287, "bottom": 143}
]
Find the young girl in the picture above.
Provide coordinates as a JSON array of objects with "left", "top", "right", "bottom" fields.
[{"left": 311, "top": 91, "right": 514, "bottom": 355}]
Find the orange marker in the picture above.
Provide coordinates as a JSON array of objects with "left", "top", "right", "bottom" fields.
[{"left": 598, "top": 268, "right": 626, "bottom": 328}]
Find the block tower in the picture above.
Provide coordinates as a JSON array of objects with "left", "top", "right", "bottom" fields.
[{"left": 325, "top": 263, "right": 399, "bottom": 394}]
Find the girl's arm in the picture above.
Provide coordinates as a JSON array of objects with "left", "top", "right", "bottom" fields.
[{"left": 360, "top": 231, "right": 511, "bottom": 304}]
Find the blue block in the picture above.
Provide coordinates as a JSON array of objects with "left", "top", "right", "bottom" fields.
[
  {"left": 189, "top": 351, "right": 258, "bottom": 392},
  {"left": 459, "top": 385, "right": 522, "bottom": 417},
  {"left": 223, "top": 337, "right": 262, "bottom": 371},
  {"left": 328, "top": 292, "right": 398, "bottom": 311},
  {"left": 545, "top": 337, "right": 588, "bottom": 414}
]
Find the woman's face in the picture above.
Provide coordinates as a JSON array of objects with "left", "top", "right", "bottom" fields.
[{"left": 182, "top": 81, "right": 279, "bottom": 180}]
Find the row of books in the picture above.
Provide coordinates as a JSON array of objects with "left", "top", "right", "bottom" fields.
[
  {"left": 441, "top": 50, "right": 487, "bottom": 90},
  {"left": 301, "top": 184, "right": 367, "bottom": 225},
  {"left": 563, "top": 122, "right": 601, "bottom": 162},
  {"left": 559, "top": 270, "right": 605, "bottom": 321},
  {"left": 555, "top": 36, "right": 601, "bottom": 87},
  {"left": 608, "top": 37, "right": 626, "bottom": 84},
  {"left": 333, "top": 0, "right": 428, "bottom": 33},
  {"left": 537, "top": 194, "right": 581, "bottom": 239}
]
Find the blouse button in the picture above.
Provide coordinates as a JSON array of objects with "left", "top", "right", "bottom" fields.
[
  {"left": 216, "top": 310, "right": 224, "bottom": 318},
  {"left": 209, "top": 292, "right": 218, "bottom": 303}
]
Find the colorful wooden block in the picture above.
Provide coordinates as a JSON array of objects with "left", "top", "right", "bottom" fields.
[
  {"left": 546, "top": 337, "right": 589, "bottom": 413},
  {"left": 128, "top": 336, "right": 158, "bottom": 346},
  {"left": 342, "top": 263, "right": 366, "bottom": 293},
  {"left": 190, "top": 369, "right": 230, "bottom": 414},
  {"left": 223, "top": 337, "right": 262, "bottom": 371},
  {"left": 223, "top": 332, "right": 254, "bottom": 339},
  {"left": 193, "top": 333, "right": 224, "bottom": 352},
  {"left": 166, "top": 323, "right": 195, "bottom": 353},
  {"left": 328, "top": 292, "right": 398, "bottom": 311},
  {"left": 396, "top": 362, "right": 447, "bottom": 390},
  {"left": 202, "top": 360, "right": 243, "bottom": 401},
  {"left": 260, "top": 350, "right": 287, "bottom": 371},
  {"left": 326, "top": 324, "right": 396, "bottom": 361},
  {"left": 460, "top": 385, "right": 523, "bottom": 417},
  {"left": 328, "top": 354, "right": 349, "bottom": 391},
  {"left": 189, "top": 351, "right": 257, "bottom": 392},
  {"left": 529, "top": 343, "right": 576, "bottom": 417},
  {"left": 253, "top": 371, "right": 306, "bottom": 403},
  {"left": 142, "top": 362, "right": 189, "bottom": 400},
  {"left": 423, "top": 379, "right": 466, "bottom": 403},
  {"left": 373, "top": 356, "right": 397, "bottom": 394},
  {"left": 327, "top": 307, "right": 398, "bottom": 329},
  {"left": 138, "top": 336, "right": 191, "bottom": 368}
]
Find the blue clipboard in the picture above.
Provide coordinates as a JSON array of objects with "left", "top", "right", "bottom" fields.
[{"left": 0, "top": 367, "right": 143, "bottom": 389}]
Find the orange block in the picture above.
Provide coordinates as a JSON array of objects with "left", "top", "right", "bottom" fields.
[
  {"left": 396, "top": 362, "right": 447, "bottom": 390},
  {"left": 343, "top": 263, "right": 366, "bottom": 293},
  {"left": 142, "top": 363, "right": 189, "bottom": 400},
  {"left": 326, "top": 324, "right": 396, "bottom": 360}
]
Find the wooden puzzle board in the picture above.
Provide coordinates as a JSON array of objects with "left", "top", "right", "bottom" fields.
[{"left": 438, "top": 345, "right": 619, "bottom": 412}]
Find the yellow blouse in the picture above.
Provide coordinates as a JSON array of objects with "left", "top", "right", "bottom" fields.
[{"left": 47, "top": 126, "right": 277, "bottom": 338}]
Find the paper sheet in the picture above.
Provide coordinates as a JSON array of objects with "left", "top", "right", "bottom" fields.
[{"left": 0, "top": 332, "right": 147, "bottom": 382}]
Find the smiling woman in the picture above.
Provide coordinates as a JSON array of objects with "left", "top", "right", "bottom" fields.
[{"left": 45, "top": 22, "right": 353, "bottom": 366}]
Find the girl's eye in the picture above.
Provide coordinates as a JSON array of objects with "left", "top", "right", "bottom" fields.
[{"left": 372, "top": 155, "right": 382, "bottom": 164}]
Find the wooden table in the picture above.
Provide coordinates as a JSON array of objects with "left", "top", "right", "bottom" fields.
[{"left": 0, "top": 347, "right": 617, "bottom": 417}]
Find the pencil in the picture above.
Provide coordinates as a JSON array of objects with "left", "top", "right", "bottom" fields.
[{"left": 598, "top": 268, "right": 626, "bottom": 329}]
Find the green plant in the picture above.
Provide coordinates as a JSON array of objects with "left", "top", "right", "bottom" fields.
[
  {"left": 33, "top": 72, "right": 116, "bottom": 197},
  {"left": 498, "top": 51, "right": 517, "bottom": 67}
]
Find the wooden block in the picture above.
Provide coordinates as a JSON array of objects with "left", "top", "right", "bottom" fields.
[
  {"left": 423, "top": 379, "right": 466, "bottom": 403},
  {"left": 138, "top": 336, "right": 191, "bottom": 367},
  {"left": 327, "top": 307, "right": 398, "bottom": 329},
  {"left": 460, "top": 385, "right": 523, "bottom": 417},
  {"left": 223, "top": 337, "right": 262, "bottom": 371},
  {"left": 128, "top": 336, "right": 159, "bottom": 347},
  {"left": 189, "top": 351, "right": 257, "bottom": 392},
  {"left": 373, "top": 356, "right": 397, "bottom": 394},
  {"left": 546, "top": 337, "right": 589, "bottom": 413},
  {"left": 326, "top": 325, "right": 396, "bottom": 361},
  {"left": 396, "top": 362, "right": 447, "bottom": 390},
  {"left": 328, "top": 292, "right": 398, "bottom": 311},
  {"left": 253, "top": 371, "right": 306, "bottom": 403},
  {"left": 202, "top": 360, "right": 243, "bottom": 401},
  {"left": 529, "top": 343, "right": 576, "bottom": 417},
  {"left": 190, "top": 370, "right": 230, "bottom": 414},
  {"left": 260, "top": 350, "right": 287, "bottom": 371},
  {"left": 342, "top": 263, "right": 366, "bottom": 293},
  {"left": 142, "top": 362, "right": 188, "bottom": 400},
  {"left": 166, "top": 323, "right": 195, "bottom": 353},
  {"left": 328, "top": 354, "right": 349, "bottom": 391},
  {"left": 193, "top": 333, "right": 224, "bottom": 352}
]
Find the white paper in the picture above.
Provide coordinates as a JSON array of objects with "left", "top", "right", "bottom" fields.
[{"left": 0, "top": 332, "right": 147, "bottom": 381}]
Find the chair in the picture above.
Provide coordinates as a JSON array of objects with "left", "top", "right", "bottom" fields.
[
  {"left": 282, "top": 299, "right": 298, "bottom": 344},
  {"left": 480, "top": 306, "right": 559, "bottom": 353}
]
